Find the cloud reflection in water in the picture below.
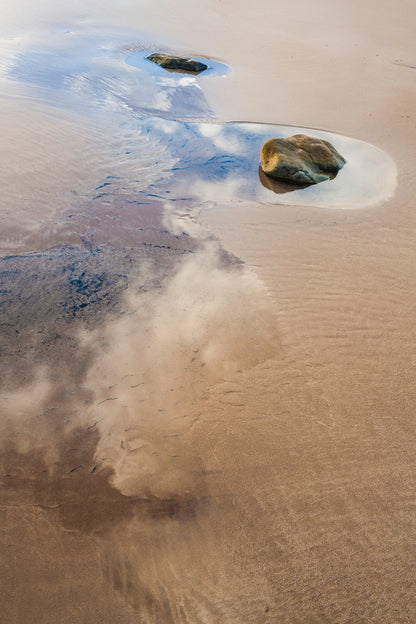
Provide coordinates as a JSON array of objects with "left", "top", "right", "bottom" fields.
[
  {"left": 139, "top": 118, "right": 397, "bottom": 211},
  {"left": 8, "top": 26, "right": 396, "bottom": 212}
]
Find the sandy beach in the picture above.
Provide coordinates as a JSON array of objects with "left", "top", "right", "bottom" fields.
[{"left": 0, "top": 1, "right": 415, "bottom": 622}]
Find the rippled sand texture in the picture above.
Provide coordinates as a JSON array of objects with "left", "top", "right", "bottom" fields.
[{"left": 1, "top": 1, "right": 415, "bottom": 623}]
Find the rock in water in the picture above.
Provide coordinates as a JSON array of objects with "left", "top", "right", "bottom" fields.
[
  {"left": 260, "top": 134, "right": 346, "bottom": 185},
  {"left": 147, "top": 53, "right": 208, "bottom": 74}
]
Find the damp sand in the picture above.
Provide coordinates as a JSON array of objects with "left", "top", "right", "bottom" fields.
[{"left": 0, "top": 1, "right": 415, "bottom": 623}]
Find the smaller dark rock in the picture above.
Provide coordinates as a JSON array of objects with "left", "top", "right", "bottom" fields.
[{"left": 146, "top": 53, "right": 208, "bottom": 74}]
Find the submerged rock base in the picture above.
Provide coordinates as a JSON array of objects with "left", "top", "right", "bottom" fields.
[{"left": 260, "top": 134, "right": 346, "bottom": 185}]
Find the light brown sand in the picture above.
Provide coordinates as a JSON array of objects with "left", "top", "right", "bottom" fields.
[{"left": 1, "top": 1, "right": 415, "bottom": 623}]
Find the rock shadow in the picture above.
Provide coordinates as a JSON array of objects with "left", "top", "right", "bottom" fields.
[{"left": 258, "top": 165, "right": 338, "bottom": 195}]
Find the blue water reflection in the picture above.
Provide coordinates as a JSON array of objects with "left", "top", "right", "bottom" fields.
[
  {"left": 10, "top": 29, "right": 222, "bottom": 120},
  {"left": 8, "top": 27, "right": 396, "bottom": 210},
  {"left": 132, "top": 118, "right": 397, "bottom": 210}
]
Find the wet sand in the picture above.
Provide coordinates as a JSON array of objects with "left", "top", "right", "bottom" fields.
[{"left": 1, "top": 1, "right": 415, "bottom": 623}]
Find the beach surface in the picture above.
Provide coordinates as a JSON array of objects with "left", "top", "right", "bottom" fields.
[{"left": 0, "top": 1, "right": 415, "bottom": 623}]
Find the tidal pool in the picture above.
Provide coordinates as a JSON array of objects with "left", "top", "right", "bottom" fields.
[{"left": 7, "top": 26, "right": 397, "bottom": 215}]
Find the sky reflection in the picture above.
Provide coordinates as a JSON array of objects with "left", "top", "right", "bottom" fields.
[
  {"left": 137, "top": 118, "right": 398, "bottom": 210},
  {"left": 8, "top": 28, "right": 225, "bottom": 120},
  {"left": 6, "top": 25, "right": 397, "bottom": 212}
]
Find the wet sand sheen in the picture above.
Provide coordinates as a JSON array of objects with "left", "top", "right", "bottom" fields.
[{"left": 1, "top": 1, "right": 415, "bottom": 623}]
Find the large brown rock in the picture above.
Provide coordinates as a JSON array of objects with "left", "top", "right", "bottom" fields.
[
  {"left": 260, "top": 134, "right": 346, "bottom": 185},
  {"left": 147, "top": 53, "right": 208, "bottom": 74}
]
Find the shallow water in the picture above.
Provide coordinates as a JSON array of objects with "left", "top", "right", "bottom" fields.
[
  {"left": 7, "top": 27, "right": 397, "bottom": 213},
  {"left": 0, "top": 3, "right": 415, "bottom": 624}
]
